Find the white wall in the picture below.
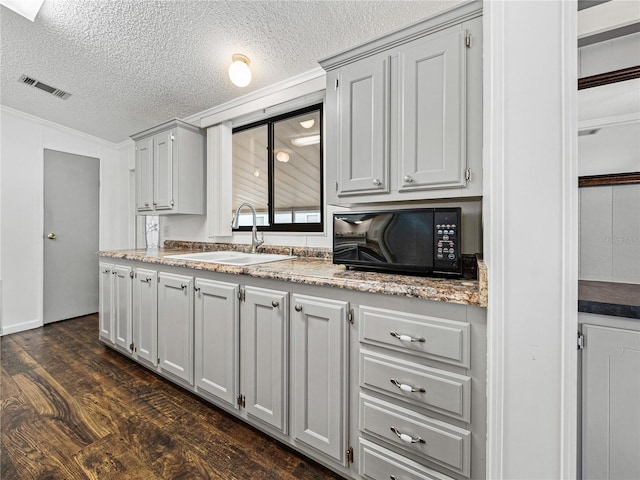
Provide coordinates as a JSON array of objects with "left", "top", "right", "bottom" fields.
[
  {"left": 484, "top": 1, "right": 578, "bottom": 477},
  {"left": 0, "top": 107, "right": 130, "bottom": 335}
]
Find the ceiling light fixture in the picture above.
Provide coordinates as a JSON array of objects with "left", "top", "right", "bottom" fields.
[
  {"left": 299, "top": 119, "right": 315, "bottom": 129},
  {"left": 276, "top": 151, "right": 290, "bottom": 163},
  {"left": 291, "top": 134, "right": 320, "bottom": 147},
  {"left": 228, "top": 54, "right": 252, "bottom": 88},
  {"left": 0, "top": 0, "right": 45, "bottom": 21}
]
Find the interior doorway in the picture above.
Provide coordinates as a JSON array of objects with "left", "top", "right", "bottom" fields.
[{"left": 43, "top": 149, "right": 100, "bottom": 324}]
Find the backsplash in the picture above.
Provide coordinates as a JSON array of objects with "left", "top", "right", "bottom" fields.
[{"left": 580, "top": 183, "right": 640, "bottom": 284}]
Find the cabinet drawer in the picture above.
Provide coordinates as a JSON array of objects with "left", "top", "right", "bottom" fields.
[
  {"left": 360, "top": 438, "right": 454, "bottom": 480},
  {"left": 359, "top": 306, "right": 470, "bottom": 367},
  {"left": 360, "top": 393, "right": 471, "bottom": 477},
  {"left": 361, "top": 350, "right": 470, "bottom": 422}
]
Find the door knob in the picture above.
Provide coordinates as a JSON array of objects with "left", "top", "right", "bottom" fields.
[{"left": 47, "top": 233, "right": 56, "bottom": 239}]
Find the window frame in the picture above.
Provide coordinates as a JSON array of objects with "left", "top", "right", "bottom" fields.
[{"left": 232, "top": 103, "right": 324, "bottom": 233}]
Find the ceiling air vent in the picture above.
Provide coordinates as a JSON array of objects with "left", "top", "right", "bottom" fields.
[{"left": 18, "top": 75, "right": 72, "bottom": 100}]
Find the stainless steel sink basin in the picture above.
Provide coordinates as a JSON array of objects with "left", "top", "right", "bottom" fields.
[{"left": 164, "top": 251, "right": 295, "bottom": 266}]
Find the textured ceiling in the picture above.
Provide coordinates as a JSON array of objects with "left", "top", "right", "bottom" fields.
[{"left": 0, "top": 0, "right": 461, "bottom": 143}]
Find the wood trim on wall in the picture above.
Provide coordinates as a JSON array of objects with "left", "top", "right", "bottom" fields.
[
  {"left": 579, "top": 171, "right": 640, "bottom": 187},
  {"left": 578, "top": 65, "right": 640, "bottom": 90}
]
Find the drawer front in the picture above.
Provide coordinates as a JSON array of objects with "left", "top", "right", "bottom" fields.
[
  {"left": 359, "top": 306, "right": 470, "bottom": 367},
  {"left": 361, "top": 350, "right": 471, "bottom": 422},
  {"left": 360, "top": 393, "right": 471, "bottom": 477},
  {"left": 360, "top": 438, "right": 454, "bottom": 480}
]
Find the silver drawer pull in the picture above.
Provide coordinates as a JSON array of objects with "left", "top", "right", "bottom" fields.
[
  {"left": 390, "top": 426, "right": 425, "bottom": 444},
  {"left": 390, "top": 331, "right": 425, "bottom": 343},
  {"left": 142, "top": 277, "right": 152, "bottom": 283},
  {"left": 390, "top": 476, "right": 397, "bottom": 480},
  {"left": 294, "top": 305, "right": 303, "bottom": 312},
  {"left": 181, "top": 283, "right": 188, "bottom": 290},
  {"left": 272, "top": 300, "right": 279, "bottom": 308},
  {"left": 390, "top": 379, "right": 425, "bottom": 393}
]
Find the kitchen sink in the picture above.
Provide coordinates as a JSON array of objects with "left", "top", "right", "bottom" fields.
[{"left": 164, "top": 251, "right": 295, "bottom": 266}]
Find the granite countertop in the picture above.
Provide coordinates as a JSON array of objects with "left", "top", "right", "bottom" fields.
[
  {"left": 579, "top": 280, "right": 640, "bottom": 320},
  {"left": 98, "top": 242, "right": 487, "bottom": 308}
]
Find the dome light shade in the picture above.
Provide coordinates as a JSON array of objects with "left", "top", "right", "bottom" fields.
[
  {"left": 229, "top": 54, "right": 252, "bottom": 87},
  {"left": 276, "top": 151, "right": 290, "bottom": 163}
]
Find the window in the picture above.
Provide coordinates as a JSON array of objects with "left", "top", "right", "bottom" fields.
[{"left": 232, "top": 104, "right": 323, "bottom": 232}]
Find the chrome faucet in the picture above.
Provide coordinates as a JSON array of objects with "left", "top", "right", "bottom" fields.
[{"left": 231, "top": 202, "right": 264, "bottom": 253}]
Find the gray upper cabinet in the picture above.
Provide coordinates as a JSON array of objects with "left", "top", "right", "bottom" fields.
[
  {"left": 331, "top": 56, "right": 389, "bottom": 196},
  {"left": 399, "top": 29, "right": 466, "bottom": 192},
  {"left": 131, "top": 119, "right": 206, "bottom": 215},
  {"left": 291, "top": 294, "right": 349, "bottom": 465},
  {"left": 320, "top": 2, "right": 482, "bottom": 204}
]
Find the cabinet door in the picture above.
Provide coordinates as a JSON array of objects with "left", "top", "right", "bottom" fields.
[
  {"left": 158, "top": 272, "right": 193, "bottom": 384},
  {"left": 194, "top": 278, "right": 239, "bottom": 407},
  {"left": 291, "top": 294, "right": 349, "bottom": 465},
  {"left": 113, "top": 265, "right": 133, "bottom": 352},
  {"left": 133, "top": 268, "right": 157, "bottom": 367},
  {"left": 98, "top": 262, "right": 114, "bottom": 343},
  {"left": 337, "top": 55, "right": 389, "bottom": 196},
  {"left": 135, "top": 137, "right": 154, "bottom": 212},
  {"left": 399, "top": 29, "right": 467, "bottom": 191},
  {"left": 153, "top": 130, "right": 174, "bottom": 211},
  {"left": 240, "top": 286, "right": 288, "bottom": 433},
  {"left": 582, "top": 324, "right": 640, "bottom": 479}
]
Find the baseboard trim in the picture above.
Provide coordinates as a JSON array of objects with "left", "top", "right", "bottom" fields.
[{"left": 1, "top": 319, "right": 42, "bottom": 336}]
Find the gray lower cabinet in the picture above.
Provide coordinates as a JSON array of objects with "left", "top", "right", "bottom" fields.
[
  {"left": 581, "top": 322, "right": 640, "bottom": 479},
  {"left": 99, "top": 262, "right": 133, "bottom": 352},
  {"left": 132, "top": 268, "right": 158, "bottom": 367},
  {"left": 240, "top": 286, "right": 289, "bottom": 434},
  {"left": 157, "top": 272, "right": 194, "bottom": 384},
  {"left": 291, "top": 294, "right": 350, "bottom": 465},
  {"left": 358, "top": 304, "right": 477, "bottom": 479},
  {"left": 194, "top": 278, "right": 239, "bottom": 408},
  {"left": 98, "top": 262, "right": 114, "bottom": 343},
  {"left": 98, "top": 259, "right": 486, "bottom": 480}
]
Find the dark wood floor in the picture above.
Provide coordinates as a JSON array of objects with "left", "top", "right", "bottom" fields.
[{"left": 1, "top": 314, "right": 343, "bottom": 479}]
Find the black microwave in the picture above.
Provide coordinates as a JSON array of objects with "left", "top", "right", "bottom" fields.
[{"left": 333, "top": 207, "right": 462, "bottom": 276}]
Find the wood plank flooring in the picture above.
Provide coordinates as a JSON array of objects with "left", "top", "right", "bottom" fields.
[{"left": 0, "top": 314, "right": 344, "bottom": 479}]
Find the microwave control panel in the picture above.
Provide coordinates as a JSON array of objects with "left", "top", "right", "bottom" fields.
[{"left": 434, "top": 211, "right": 460, "bottom": 272}]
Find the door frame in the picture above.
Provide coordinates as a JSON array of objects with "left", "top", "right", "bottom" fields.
[{"left": 483, "top": 1, "right": 578, "bottom": 478}]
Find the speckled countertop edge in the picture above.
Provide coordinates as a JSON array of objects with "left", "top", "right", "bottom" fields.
[{"left": 99, "top": 243, "right": 487, "bottom": 308}]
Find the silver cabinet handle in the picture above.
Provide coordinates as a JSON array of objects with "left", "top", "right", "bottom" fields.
[
  {"left": 404, "top": 174, "right": 413, "bottom": 183},
  {"left": 294, "top": 305, "right": 302, "bottom": 312},
  {"left": 194, "top": 286, "right": 201, "bottom": 293},
  {"left": 272, "top": 301, "right": 280, "bottom": 308},
  {"left": 141, "top": 277, "right": 152, "bottom": 283},
  {"left": 153, "top": 201, "right": 157, "bottom": 206},
  {"left": 390, "top": 476, "right": 397, "bottom": 480},
  {"left": 181, "top": 283, "right": 187, "bottom": 290},
  {"left": 390, "top": 331, "right": 425, "bottom": 343},
  {"left": 372, "top": 178, "right": 381, "bottom": 186},
  {"left": 390, "top": 379, "right": 425, "bottom": 393},
  {"left": 390, "top": 426, "right": 425, "bottom": 444},
  {"left": 103, "top": 269, "right": 110, "bottom": 274},
  {"left": 47, "top": 232, "right": 57, "bottom": 239},
  {"left": 144, "top": 202, "right": 149, "bottom": 207}
]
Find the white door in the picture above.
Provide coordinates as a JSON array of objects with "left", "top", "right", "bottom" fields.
[
  {"left": 133, "top": 268, "right": 158, "bottom": 366},
  {"left": 43, "top": 149, "right": 99, "bottom": 324}
]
